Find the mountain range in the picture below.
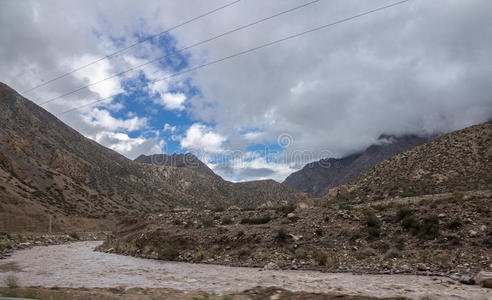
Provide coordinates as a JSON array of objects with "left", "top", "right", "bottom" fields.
[
  {"left": 0, "top": 83, "right": 310, "bottom": 231},
  {"left": 283, "top": 134, "right": 430, "bottom": 197}
]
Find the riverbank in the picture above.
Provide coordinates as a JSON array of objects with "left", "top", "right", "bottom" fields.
[
  {"left": 99, "top": 192, "right": 491, "bottom": 279},
  {"left": 0, "top": 231, "right": 108, "bottom": 259},
  {"left": 1, "top": 241, "right": 490, "bottom": 299}
]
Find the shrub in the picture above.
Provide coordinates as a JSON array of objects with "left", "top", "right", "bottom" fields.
[
  {"left": 294, "top": 249, "right": 308, "bottom": 259},
  {"left": 367, "top": 227, "right": 381, "bottom": 239},
  {"left": 212, "top": 207, "right": 225, "bottom": 212},
  {"left": 313, "top": 250, "right": 328, "bottom": 266},
  {"left": 275, "top": 204, "right": 295, "bottom": 216},
  {"left": 395, "top": 206, "right": 413, "bottom": 222},
  {"left": 315, "top": 228, "right": 323, "bottom": 236},
  {"left": 446, "top": 217, "right": 462, "bottom": 230},
  {"left": 240, "top": 216, "right": 271, "bottom": 225},
  {"left": 364, "top": 210, "right": 380, "bottom": 228},
  {"left": 157, "top": 245, "right": 180, "bottom": 260},
  {"left": 202, "top": 219, "right": 215, "bottom": 228},
  {"left": 384, "top": 248, "right": 401, "bottom": 259},
  {"left": 276, "top": 228, "right": 288, "bottom": 240},
  {"left": 69, "top": 232, "right": 80, "bottom": 240},
  {"left": 356, "top": 248, "right": 377, "bottom": 260},
  {"left": 418, "top": 215, "right": 439, "bottom": 240},
  {"left": 401, "top": 215, "right": 419, "bottom": 230},
  {"left": 195, "top": 251, "right": 206, "bottom": 261},
  {"left": 4, "top": 275, "right": 18, "bottom": 288},
  {"left": 172, "top": 219, "right": 183, "bottom": 225},
  {"left": 221, "top": 217, "right": 233, "bottom": 225},
  {"left": 236, "top": 248, "right": 252, "bottom": 258}
]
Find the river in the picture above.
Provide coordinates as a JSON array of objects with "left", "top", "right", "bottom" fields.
[{"left": 0, "top": 241, "right": 490, "bottom": 299}]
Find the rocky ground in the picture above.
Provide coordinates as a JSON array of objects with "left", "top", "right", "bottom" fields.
[
  {"left": 99, "top": 190, "right": 491, "bottom": 283},
  {"left": 0, "top": 231, "right": 107, "bottom": 259},
  {"left": 0, "top": 286, "right": 408, "bottom": 300}
]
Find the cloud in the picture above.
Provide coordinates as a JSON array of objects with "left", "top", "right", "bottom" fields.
[
  {"left": 211, "top": 153, "right": 296, "bottom": 182},
  {"left": 93, "top": 131, "right": 163, "bottom": 159},
  {"left": 163, "top": 123, "right": 177, "bottom": 133},
  {"left": 1, "top": 0, "right": 492, "bottom": 182},
  {"left": 180, "top": 123, "right": 226, "bottom": 153},
  {"left": 154, "top": 92, "right": 186, "bottom": 110},
  {"left": 82, "top": 108, "right": 148, "bottom": 132}
]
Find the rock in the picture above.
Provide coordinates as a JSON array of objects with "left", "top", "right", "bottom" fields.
[
  {"left": 264, "top": 262, "right": 280, "bottom": 270},
  {"left": 469, "top": 230, "right": 479, "bottom": 237},
  {"left": 417, "top": 263, "right": 428, "bottom": 271},
  {"left": 480, "top": 225, "right": 487, "bottom": 231},
  {"left": 270, "top": 293, "right": 281, "bottom": 300},
  {"left": 289, "top": 234, "right": 303, "bottom": 241},
  {"left": 106, "top": 248, "right": 114, "bottom": 253},
  {"left": 475, "top": 271, "right": 492, "bottom": 288},
  {"left": 459, "top": 275, "right": 475, "bottom": 285},
  {"left": 287, "top": 213, "right": 296, "bottom": 219},
  {"left": 438, "top": 213, "right": 447, "bottom": 218}
]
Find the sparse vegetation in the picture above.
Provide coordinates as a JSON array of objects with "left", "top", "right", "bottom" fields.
[
  {"left": 221, "top": 217, "right": 233, "bottom": 225},
  {"left": 240, "top": 216, "right": 271, "bottom": 225},
  {"left": 69, "top": 232, "right": 80, "bottom": 240},
  {"left": 4, "top": 275, "right": 18, "bottom": 289},
  {"left": 202, "top": 219, "right": 215, "bottom": 228},
  {"left": 276, "top": 228, "right": 288, "bottom": 241}
]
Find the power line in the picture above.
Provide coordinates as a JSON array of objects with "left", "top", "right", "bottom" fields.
[
  {"left": 56, "top": 0, "right": 410, "bottom": 117},
  {"left": 20, "top": 0, "right": 242, "bottom": 95},
  {"left": 38, "top": 0, "right": 323, "bottom": 106}
]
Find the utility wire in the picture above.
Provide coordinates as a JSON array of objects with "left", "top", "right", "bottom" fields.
[
  {"left": 56, "top": 0, "right": 410, "bottom": 117},
  {"left": 20, "top": 0, "right": 242, "bottom": 94},
  {"left": 39, "top": 0, "right": 323, "bottom": 106}
]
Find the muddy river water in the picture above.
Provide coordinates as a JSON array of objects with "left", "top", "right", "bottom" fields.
[{"left": 0, "top": 241, "right": 490, "bottom": 299}]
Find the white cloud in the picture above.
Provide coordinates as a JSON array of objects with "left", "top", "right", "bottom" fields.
[
  {"left": 82, "top": 108, "right": 147, "bottom": 132},
  {"left": 93, "top": 131, "right": 163, "bottom": 159},
  {"left": 155, "top": 92, "right": 187, "bottom": 111},
  {"left": 163, "top": 123, "right": 177, "bottom": 133},
  {"left": 180, "top": 123, "right": 226, "bottom": 153},
  {"left": 211, "top": 152, "right": 296, "bottom": 182}
]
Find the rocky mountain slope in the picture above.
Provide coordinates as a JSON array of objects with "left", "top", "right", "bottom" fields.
[
  {"left": 328, "top": 121, "right": 492, "bottom": 203},
  {"left": 0, "top": 83, "right": 311, "bottom": 231},
  {"left": 134, "top": 153, "right": 220, "bottom": 178},
  {"left": 101, "top": 122, "right": 492, "bottom": 279},
  {"left": 283, "top": 135, "right": 430, "bottom": 197}
]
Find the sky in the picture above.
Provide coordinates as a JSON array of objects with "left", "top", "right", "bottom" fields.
[{"left": 1, "top": 0, "right": 491, "bottom": 182}]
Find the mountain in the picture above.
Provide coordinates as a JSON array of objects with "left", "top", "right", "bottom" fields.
[
  {"left": 283, "top": 135, "right": 430, "bottom": 197},
  {"left": 134, "top": 153, "right": 220, "bottom": 178},
  {"left": 0, "top": 83, "right": 311, "bottom": 232},
  {"left": 327, "top": 121, "right": 492, "bottom": 202}
]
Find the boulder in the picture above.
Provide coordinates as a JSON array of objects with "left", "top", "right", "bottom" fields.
[
  {"left": 264, "top": 262, "right": 280, "bottom": 270},
  {"left": 475, "top": 271, "right": 492, "bottom": 289}
]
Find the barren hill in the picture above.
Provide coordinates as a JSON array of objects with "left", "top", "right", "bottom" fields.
[
  {"left": 328, "top": 121, "right": 492, "bottom": 202},
  {"left": 0, "top": 83, "right": 311, "bottom": 231}
]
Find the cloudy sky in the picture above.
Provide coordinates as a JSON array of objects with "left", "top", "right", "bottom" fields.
[{"left": 1, "top": 0, "right": 491, "bottom": 182}]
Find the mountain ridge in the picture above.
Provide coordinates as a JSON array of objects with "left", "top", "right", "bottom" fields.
[
  {"left": 0, "top": 82, "right": 312, "bottom": 231},
  {"left": 283, "top": 134, "right": 430, "bottom": 197}
]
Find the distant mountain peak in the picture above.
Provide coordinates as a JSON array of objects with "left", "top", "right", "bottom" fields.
[
  {"left": 134, "top": 153, "right": 220, "bottom": 178},
  {"left": 283, "top": 134, "right": 430, "bottom": 197}
]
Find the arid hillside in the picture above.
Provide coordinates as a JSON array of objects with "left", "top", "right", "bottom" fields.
[
  {"left": 101, "top": 122, "right": 491, "bottom": 278},
  {"left": 327, "top": 121, "right": 492, "bottom": 203},
  {"left": 0, "top": 83, "right": 312, "bottom": 231}
]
